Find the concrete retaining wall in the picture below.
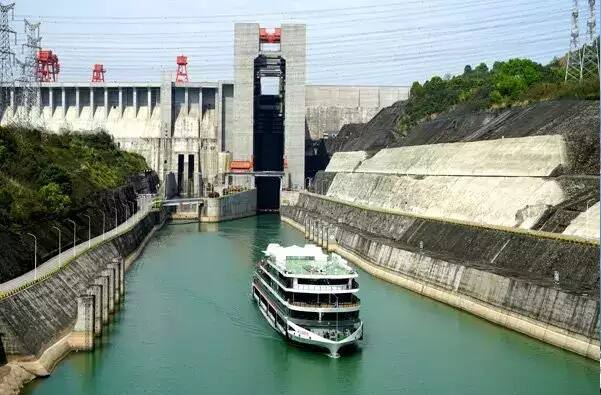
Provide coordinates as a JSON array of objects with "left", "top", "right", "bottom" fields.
[
  {"left": 563, "top": 202, "right": 600, "bottom": 241},
  {"left": 356, "top": 135, "right": 566, "bottom": 177},
  {"left": 280, "top": 193, "right": 599, "bottom": 359},
  {"left": 200, "top": 189, "right": 257, "bottom": 222},
  {"left": 324, "top": 151, "right": 368, "bottom": 173},
  {"left": 326, "top": 172, "right": 566, "bottom": 228},
  {"left": 0, "top": 211, "right": 158, "bottom": 357}
]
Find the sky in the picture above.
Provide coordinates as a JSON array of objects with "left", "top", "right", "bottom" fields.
[{"left": 7, "top": 0, "right": 590, "bottom": 86}]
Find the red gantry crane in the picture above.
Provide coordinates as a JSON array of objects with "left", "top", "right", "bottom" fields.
[
  {"left": 259, "top": 27, "right": 281, "bottom": 43},
  {"left": 36, "top": 50, "right": 60, "bottom": 82},
  {"left": 175, "top": 55, "right": 189, "bottom": 82},
  {"left": 91, "top": 64, "right": 106, "bottom": 82}
]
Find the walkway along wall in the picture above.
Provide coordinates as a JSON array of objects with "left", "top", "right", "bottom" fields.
[
  {"left": 0, "top": 207, "right": 167, "bottom": 394},
  {"left": 280, "top": 192, "right": 599, "bottom": 360}
]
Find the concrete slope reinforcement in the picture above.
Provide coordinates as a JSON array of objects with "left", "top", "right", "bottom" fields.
[{"left": 280, "top": 193, "right": 599, "bottom": 360}]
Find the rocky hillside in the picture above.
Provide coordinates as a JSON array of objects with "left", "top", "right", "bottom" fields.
[
  {"left": 325, "top": 101, "right": 405, "bottom": 154},
  {"left": 0, "top": 127, "right": 158, "bottom": 282},
  {"left": 326, "top": 100, "right": 599, "bottom": 175}
]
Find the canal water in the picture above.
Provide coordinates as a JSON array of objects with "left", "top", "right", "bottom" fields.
[{"left": 24, "top": 215, "right": 597, "bottom": 395}]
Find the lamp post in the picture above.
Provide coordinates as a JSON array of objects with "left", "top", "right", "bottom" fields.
[
  {"left": 83, "top": 214, "right": 91, "bottom": 248},
  {"left": 25, "top": 233, "right": 37, "bottom": 280},
  {"left": 51, "top": 226, "right": 61, "bottom": 265},
  {"left": 97, "top": 209, "right": 106, "bottom": 240},
  {"left": 66, "top": 219, "right": 76, "bottom": 257}
]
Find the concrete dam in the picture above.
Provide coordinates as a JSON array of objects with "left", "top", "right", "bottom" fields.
[
  {"left": 0, "top": 20, "right": 598, "bottom": 395},
  {"left": 1, "top": 23, "right": 408, "bottom": 211}
]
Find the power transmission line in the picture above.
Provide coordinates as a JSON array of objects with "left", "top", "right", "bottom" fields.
[
  {"left": 0, "top": 1, "right": 16, "bottom": 116},
  {"left": 15, "top": 18, "right": 41, "bottom": 125},
  {"left": 565, "top": 0, "right": 599, "bottom": 82},
  {"left": 580, "top": 0, "right": 599, "bottom": 80}
]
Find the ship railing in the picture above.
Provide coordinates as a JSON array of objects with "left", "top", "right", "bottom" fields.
[
  {"left": 293, "top": 283, "right": 351, "bottom": 292},
  {"left": 287, "top": 300, "right": 360, "bottom": 308}
]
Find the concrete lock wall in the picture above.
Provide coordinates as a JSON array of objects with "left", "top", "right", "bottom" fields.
[
  {"left": 232, "top": 23, "right": 258, "bottom": 168},
  {"left": 200, "top": 189, "right": 257, "bottom": 222},
  {"left": 280, "top": 193, "right": 599, "bottom": 359},
  {"left": 281, "top": 24, "right": 307, "bottom": 189},
  {"left": 0, "top": 211, "right": 159, "bottom": 358}
]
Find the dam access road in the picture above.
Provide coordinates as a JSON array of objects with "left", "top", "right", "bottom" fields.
[{"left": 22, "top": 216, "right": 598, "bottom": 395}]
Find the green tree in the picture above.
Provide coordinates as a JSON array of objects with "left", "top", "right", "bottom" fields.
[
  {"left": 475, "top": 63, "right": 489, "bottom": 73},
  {"left": 38, "top": 183, "right": 71, "bottom": 216}
]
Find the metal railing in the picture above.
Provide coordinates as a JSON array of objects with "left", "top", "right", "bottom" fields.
[
  {"left": 0, "top": 192, "right": 158, "bottom": 297},
  {"left": 293, "top": 283, "right": 353, "bottom": 292}
]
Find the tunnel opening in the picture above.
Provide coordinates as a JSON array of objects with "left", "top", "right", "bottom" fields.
[{"left": 253, "top": 54, "right": 285, "bottom": 212}]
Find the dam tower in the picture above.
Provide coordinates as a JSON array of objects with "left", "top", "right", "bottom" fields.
[{"left": 233, "top": 23, "right": 306, "bottom": 210}]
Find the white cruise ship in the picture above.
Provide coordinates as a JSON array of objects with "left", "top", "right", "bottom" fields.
[{"left": 251, "top": 243, "right": 363, "bottom": 357}]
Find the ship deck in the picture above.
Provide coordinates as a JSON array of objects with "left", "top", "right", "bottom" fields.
[{"left": 282, "top": 258, "right": 354, "bottom": 276}]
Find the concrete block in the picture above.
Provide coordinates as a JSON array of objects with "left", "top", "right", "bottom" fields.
[
  {"left": 563, "top": 201, "right": 600, "bottom": 240},
  {"left": 327, "top": 172, "right": 564, "bottom": 228},
  {"left": 108, "top": 260, "right": 122, "bottom": 306},
  {"left": 94, "top": 276, "right": 109, "bottom": 324},
  {"left": 69, "top": 295, "right": 95, "bottom": 351},
  {"left": 357, "top": 135, "right": 567, "bottom": 177},
  {"left": 325, "top": 151, "right": 369, "bottom": 173},
  {"left": 87, "top": 284, "right": 103, "bottom": 336},
  {"left": 102, "top": 268, "right": 116, "bottom": 315}
]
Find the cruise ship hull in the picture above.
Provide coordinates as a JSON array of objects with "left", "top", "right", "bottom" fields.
[{"left": 252, "top": 282, "right": 362, "bottom": 357}]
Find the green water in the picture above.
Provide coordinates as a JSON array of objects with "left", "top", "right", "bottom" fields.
[{"left": 24, "top": 215, "right": 598, "bottom": 395}]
